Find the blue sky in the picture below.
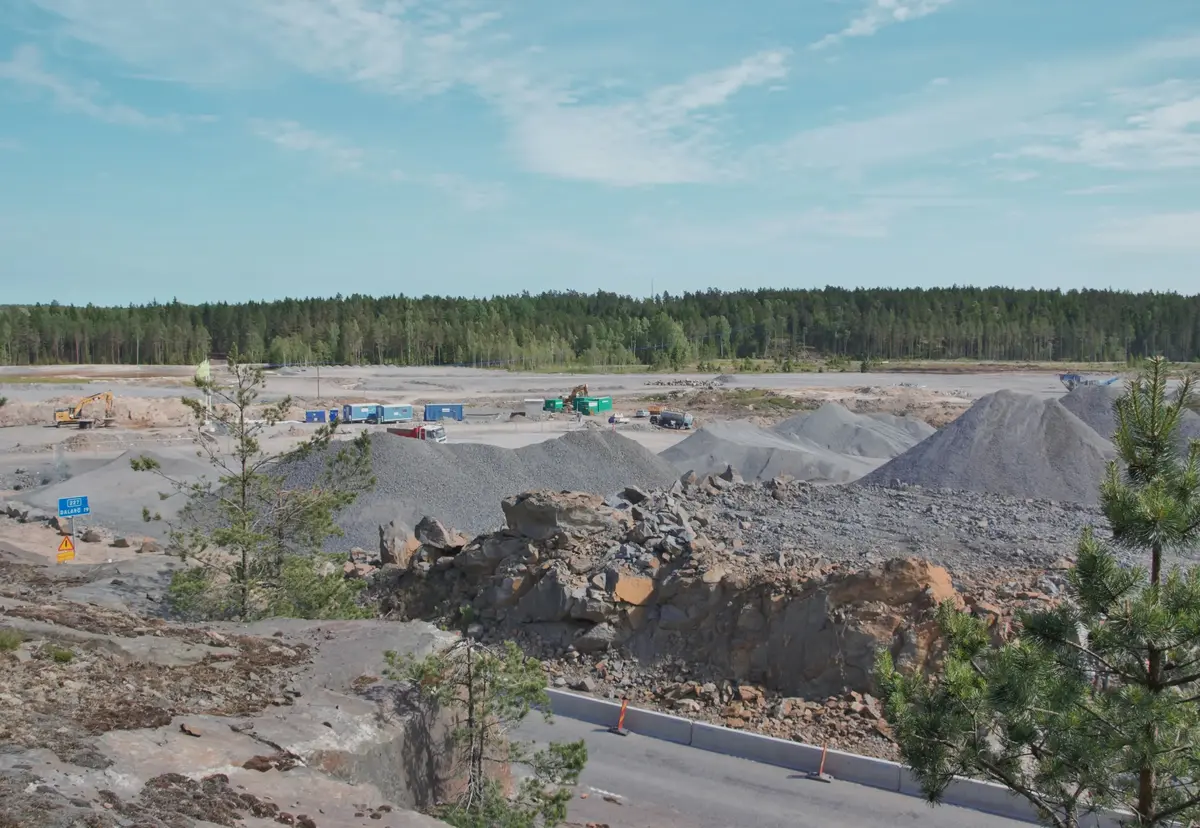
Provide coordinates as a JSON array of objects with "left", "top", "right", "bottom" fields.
[{"left": 2, "top": 0, "right": 1199, "bottom": 305}]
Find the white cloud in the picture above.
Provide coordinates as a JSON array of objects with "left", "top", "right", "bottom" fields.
[
  {"left": 426, "top": 172, "right": 507, "bottom": 211},
  {"left": 813, "top": 0, "right": 956, "bottom": 50},
  {"left": 0, "top": 44, "right": 187, "bottom": 128},
  {"left": 1017, "top": 81, "right": 1200, "bottom": 170},
  {"left": 1086, "top": 212, "right": 1200, "bottom": 250},
  {"left": 250, "top": 118, "right": 505, "bottom": 209},
  {"left": 0, "top": 138, "right": 22, "bottom": 150},
  {"left": 250, "top": 119, "right": 365, "bottom": 171},
  {"left": 994, "top": 170, "right": 1039, "bottom": 182},
  {"left": 23, "top": 0, "right": 789, "bottom": 187},
  {"left": 506, "top": 50, "right": 788, "bottom": 186},
  {"left": 777, "top": 34, "right": 1200, "bottom": 173}
]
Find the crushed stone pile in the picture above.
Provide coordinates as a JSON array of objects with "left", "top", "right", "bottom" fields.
[
  {"left": 1058, "top": 384, "right": 1124, "bottom": 441},
  {"left": 773, "top": 403, "right": 935, "bottom": 457},
  {"left": 660, "top": 402, "right": 931, "bottom": 483},
  {"left": 861, "top": 390, "right": 1115, "bottom": 503},
  {"left": 285, "top": 429, "right": 679, "bottom": 549}
]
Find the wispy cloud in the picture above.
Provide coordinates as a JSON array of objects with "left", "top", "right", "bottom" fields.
[
  {"left": 250, "top": 119, "right": 364, "bottom": 172},
  {"left": 1016, "top": 81, "right": 1200, "bottom": 170},
  {"left": 994, "top": 170, "right": 1040, "bottom": 182},
  {"left": 778, "top": 34, "right": 1200, "bottom": 173},
  {"left": 23, "top": 0, "right": 789, "bottom": 187},
  {"left": 813, "top": 0, "right": 956, "bottom": 50},
  {"left": 506, "top": 50, "right": 789, "bottom": 186},
  {"left": 250, "top": 118, "right": 505, "bottom": 209},
  {"left": 0, "top": 138, "right": 22, "bottom": 151},
  {"left": 0, "top": 44, "right": 188, "bottom": 128},
  {"left": 1085, "top": 212, "right": 1200, "bottom": 250}
]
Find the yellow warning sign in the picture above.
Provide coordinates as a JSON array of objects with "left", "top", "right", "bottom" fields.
[{"left": 57, "top": 535, "right": 75, "bottom": 563}]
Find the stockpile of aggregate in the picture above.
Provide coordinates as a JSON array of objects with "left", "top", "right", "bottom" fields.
[
  {"left": 861, "top": 390, "right": 1115, "bottom": 503},
  {"left": 660, "top": 403, "right": 931, "bottom": 484},
  {"left": 1058, "top": 384, "right": 1123, "bottom": 441},
  {"left": 1059, "top": 382, "right": 1200, "bottom": 446},
  {"left": 284, "top": 429, "right": 679, "bottom": 548},
  {"left": 660, "top": 421, "right": 879, "bottom": 484},
  {"left": 773, "top": 403, "right": 935, "bottom": 458}
]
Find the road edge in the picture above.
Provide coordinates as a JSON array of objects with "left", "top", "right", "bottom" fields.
[{"left": 545, "top": 688, "right": 1127, "bottom": 827}]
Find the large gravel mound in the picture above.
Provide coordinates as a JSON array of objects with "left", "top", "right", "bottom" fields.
[
  {"left": 861, "top": 390, "right": 1115, "bottom": 503},
  {"left": 285, "top": 429, "right": 678, "bottom": 548},
  {"left": 773, "top": 403, "right": 935, "bottom": 458},
  {"left": 1059, "top": 382, "right": 1200, "bottom": 446},
  {"left": 1059, "top": 384, "right": 1123, "bottom": 440},
  {"left": 660, "top": 421, "right": 880, "bottom": 484},
  {"left": 23, "top": 448, "right": 211, "bottom": 534}
]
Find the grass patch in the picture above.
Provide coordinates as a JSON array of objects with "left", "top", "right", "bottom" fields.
[
  {"left": 722, "top": 388, "right": 813, "bottom": 411},
  {"left": 0, "top": 375, "right": 84, "bottom": 385},
  {"left": 0, "top": 629, "right": 23, "bottom": 652},
  {"left": 49, "top": 646, "right": 75, "bottom": 663}
]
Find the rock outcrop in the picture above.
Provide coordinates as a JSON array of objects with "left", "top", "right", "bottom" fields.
[
  {"left": 376, "top": 478, "right": 976, "bottom": 699},
  {"left": 0, "top": 546, "right": 456, "bottom": 828}
]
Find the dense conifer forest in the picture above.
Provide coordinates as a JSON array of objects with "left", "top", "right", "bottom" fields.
[{"left": 2, "top": 287, "right": 1197, "bottom": 367}]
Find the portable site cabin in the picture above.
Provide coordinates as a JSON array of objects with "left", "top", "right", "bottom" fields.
[
  {"left": 304, "top": 409, "right": 327, "bottom": 423},
  {"left": 543, "top": 398, "right": 565, "bottom": 413},
  {"left": 424, "top": 403, "right": 465, "bottom": 422},
  {"left": 342, "top": 404, "right": 380, "bottom": 423},
  {"left": 524, "top": 399, "right": 545, "bottom": 420},
  {"left": 378, "top": 404, "right": 414, "bottom": 424}
]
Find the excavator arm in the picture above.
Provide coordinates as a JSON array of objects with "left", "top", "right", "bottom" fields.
[{"left": 54, "top": 391, "right": 116, "bottom": 428}]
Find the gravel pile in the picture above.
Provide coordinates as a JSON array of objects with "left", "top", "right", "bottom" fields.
[
  {"left": 861, "top": 390, "right": 1115, "bottom": 503},
  {"left": 660, "top": 421, "right": 880, "bottom": 483},
  {"left": 660, "top": 403, "right": 931, "bottom": 483},
  {"left": 285, "top": 429, "right": 679, "bottom": 548},
  {"left": 773, "top": 403, "right": 935, "bottom": 458},
  {"left": 23, "top": 447, "right": 211, "bottom": 534},
  {"left": 1058, "top": 384, "right": 1123, "bottom": 440}
]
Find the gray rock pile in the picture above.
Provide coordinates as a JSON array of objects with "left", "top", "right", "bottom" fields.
[
  {"left": 862, "top": 390, "right": 1115, "bottom": 504},
  {"left": 660, "top": 402, "right": 930, "bottom": 484},
  {"left": 283, "top": 429, "right": 679, "bottom": 549}
]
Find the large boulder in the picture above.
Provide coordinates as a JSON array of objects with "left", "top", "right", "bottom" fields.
[
  {"left": 414, "top": 516, "right": 466, "bottom": 552},
  {"left": 379, "top": 519, "right": 421, "bottom": 568},
  {"left": 501, "top": 491, "right": 629, "bottom": 541}
]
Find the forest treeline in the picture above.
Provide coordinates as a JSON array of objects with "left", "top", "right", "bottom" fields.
[{"left": 2, "top": 287, "right": 1198, "bottom": 368}]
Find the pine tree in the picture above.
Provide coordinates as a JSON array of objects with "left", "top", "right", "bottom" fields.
[
  {"left": 385, "top": 614, "right": 587, "bottom": 828},
  {"left": 879, "top": 357, "right": 1200, "bottom": 827},
  {"left": 131, "top": 350, "right": 376, "bottom": 620}
]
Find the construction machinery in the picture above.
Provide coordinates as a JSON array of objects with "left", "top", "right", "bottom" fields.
[
  {"left": 1059, "top": 374, "right": 1119, "bottom": 391},
  {"left": 53, "top": 391, "right": 116, "bottom": 429},
  {"left": 543, "top": 385, "right": 590, "bottom": 413}
]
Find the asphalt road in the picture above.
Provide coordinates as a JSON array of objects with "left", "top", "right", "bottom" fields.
[{"left": 514, "top": 715, "right": 1030, "bottom": 828}]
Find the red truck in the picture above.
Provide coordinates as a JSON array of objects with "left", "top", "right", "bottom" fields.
[{"left": 386, "top": 424, "right": 447, "bottom": 443}]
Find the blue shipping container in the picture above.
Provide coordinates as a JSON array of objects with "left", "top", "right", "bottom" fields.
[
  {"left": 379, "top": 404, "right": 414, "bottom": 424},
  {"left": 342, "top": 404, "right": 381, "bottom": 423},
  {"left": 424, "top": 403, "right": 465, "bottom": 422},
  {"left": 304, "top": 409, "right": 327, "bottom": 423},
  {"left": 328, "top": 409, "right": 340, "bottom": 422}
]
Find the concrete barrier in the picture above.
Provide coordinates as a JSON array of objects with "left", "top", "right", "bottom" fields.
[
  {"left": 691, "top": 722, "right": 823, "bottom": 774},
  {"left": 544, "top": 690, "right": 1136, "bottom": 826},
  {"left": 543, "top": 690, "right": 694, "bottom": 745},
  {"left": 820, "top": 747, "right": 902, "bottom": 793}
]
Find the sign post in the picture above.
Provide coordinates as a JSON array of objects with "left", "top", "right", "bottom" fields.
[
  {"left": 56, "top": 497, "right": 89, "bottom": 563},
  {"left": 56, "top": 535, "right": 75, "bottom": 564}
]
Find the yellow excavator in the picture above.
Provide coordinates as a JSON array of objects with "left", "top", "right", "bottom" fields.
[
  {"left": 564, "top": 384, "right": 588, "bottom": 406},
  {"left": 53, "top": 391, "right": 117, "bottom": 429}
]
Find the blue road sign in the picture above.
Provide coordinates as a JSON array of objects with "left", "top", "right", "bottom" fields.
[{"left": 58, "top": 496, "right": 90, "bottom": 518}]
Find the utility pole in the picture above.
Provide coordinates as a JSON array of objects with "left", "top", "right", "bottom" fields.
[{"left": 316, "top": 363, "right": 321, "bottom": 402}]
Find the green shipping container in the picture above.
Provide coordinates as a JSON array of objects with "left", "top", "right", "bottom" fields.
[
  {"left": 543, "top": 398, "right": 564, "bottom": 412},
  {"left": 596, "top": 396, "right": 613, "bottom": 411},
  {"left": 574, "top": 398, "right": 600, "bottom": 414}
]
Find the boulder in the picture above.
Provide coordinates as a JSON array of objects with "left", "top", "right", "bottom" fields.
[
  {"left": 512, "top": 563, "right": 578, "bottom": 623},
  {"left": 609, "top": 572, "right": 656, "bottom": 606},
  {"left": 81, "top": 528, "right": 103, "bottom": 543},
  {"left": 456, "top": 535, "right": 531, "bottom": 577},
  {"left": 574, "top": 623, "right": 618, "bottom": 654},
  {"left": 111, "top": 538, "right": 131, "bottom": 549},
  {"left": 501, "top": 491, "right": 629, "bottom": 541},
  {"left": 414, "top": 516, "right": 465, "bottom": 551},
  {"left": 378, "top": 519, "right": 421, "bottom": 568},
  {"left": 137, "top": 539, "right": 162, "bottom": 555}
]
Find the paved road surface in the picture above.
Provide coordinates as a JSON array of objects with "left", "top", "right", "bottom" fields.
[{"left": 515, "top": 715, "right": 1030, "bottom": 828}]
